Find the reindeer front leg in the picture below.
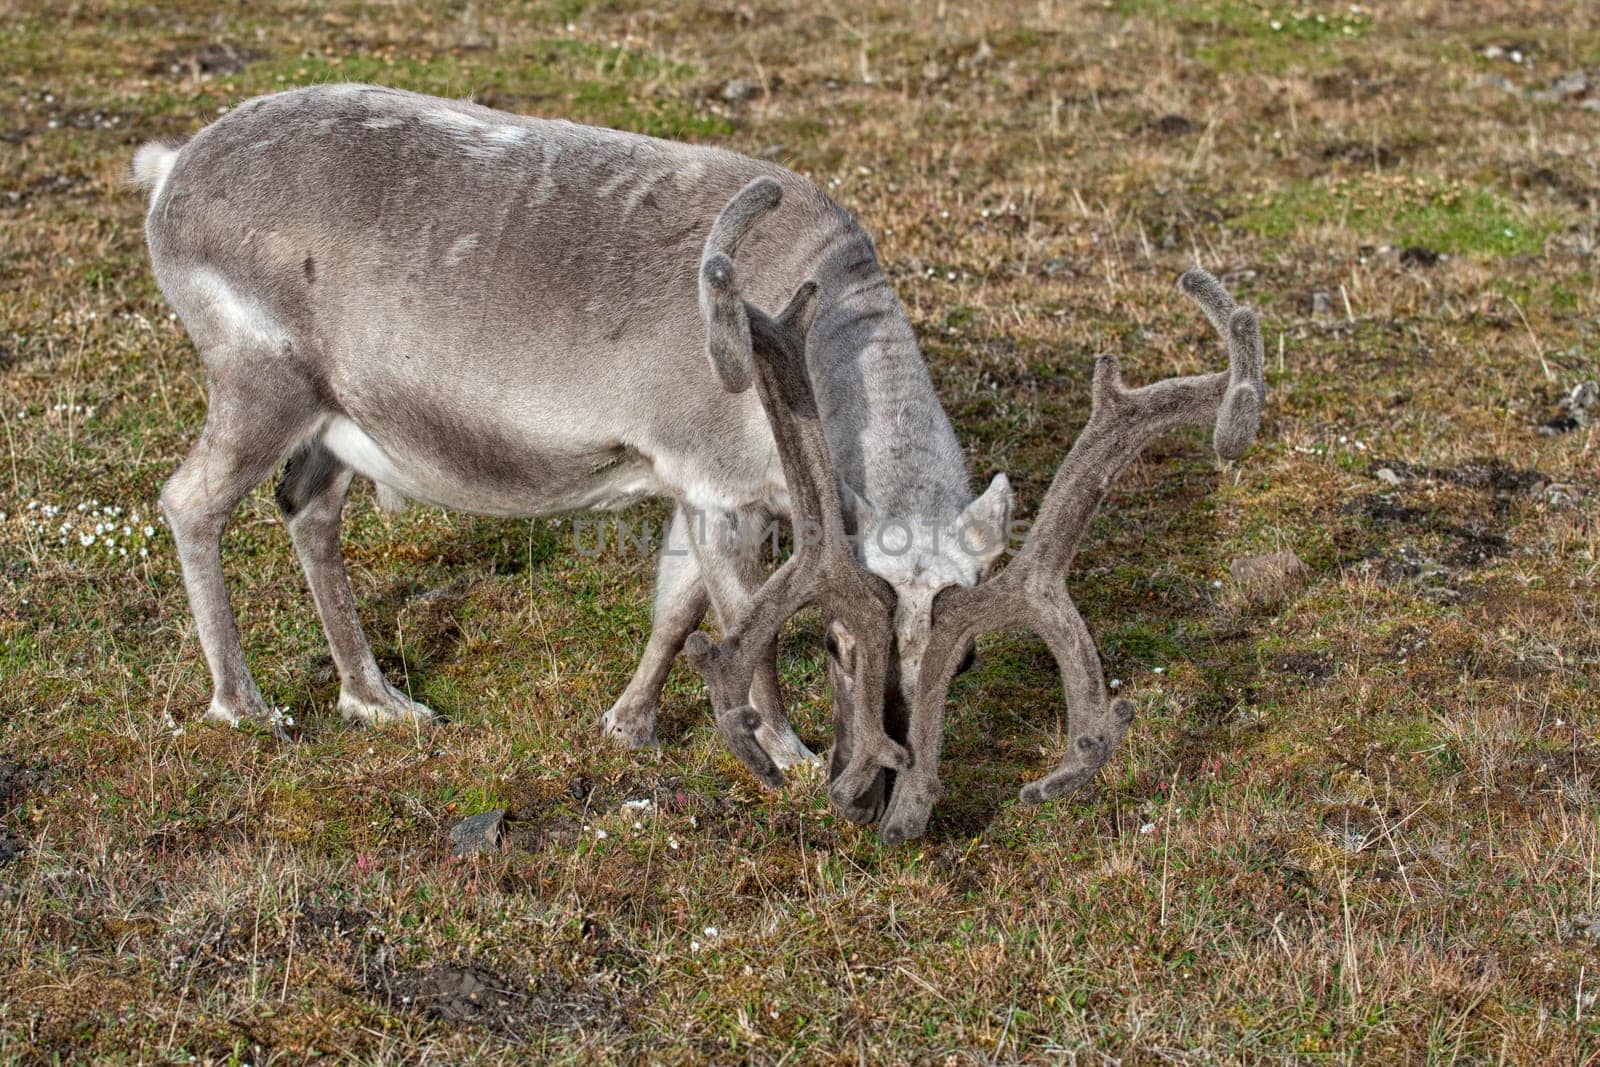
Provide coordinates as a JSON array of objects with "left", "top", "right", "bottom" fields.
[{"left": 604, "top": 505, "right": 710, "bottom": 749}]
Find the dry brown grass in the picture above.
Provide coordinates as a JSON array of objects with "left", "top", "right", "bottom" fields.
[{"left": 1, "top": 0, "right": 1598, "bottom": 1061}]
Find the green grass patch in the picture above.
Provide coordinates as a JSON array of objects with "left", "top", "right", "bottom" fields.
[
  {"left": 1115, "top": 0, "right": 1371, "bottom": 71},
  {"left": 1232, "top": 176, "right": 1557, "bottom": 256},
  {"left": 1115, "top": 0, "right": 1371, "bottom": 41},
  {"left": 237, "top": 44, "right": 732, "bottom": 141}
]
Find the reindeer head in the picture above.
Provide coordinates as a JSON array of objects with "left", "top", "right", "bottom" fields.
[
  {"left": 847, "top": 473, "right": 1009, "bottom": 687},
  {"left": 808, "top": 473, "right": 1005, "bottom": 819}
]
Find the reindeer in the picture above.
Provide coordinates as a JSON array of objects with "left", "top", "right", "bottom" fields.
[{"left": 132, "top": 84, "right": 1008, "bottom": 787}]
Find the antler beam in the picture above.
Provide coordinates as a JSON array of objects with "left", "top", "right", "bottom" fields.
[
  {"left": 684, "top": 178, "right": 910, "bottom": 810},
  {"left": 878, "top": 269, "right": 1268, "bottom": 845}
]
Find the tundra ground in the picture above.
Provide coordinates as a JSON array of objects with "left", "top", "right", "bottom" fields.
[{"left": 1, "top": 0, "right": 1597, "bottom": 1061}]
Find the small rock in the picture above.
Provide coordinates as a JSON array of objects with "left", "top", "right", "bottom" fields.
[
  {"left": 0, "top": 834, "right": 21, "bottom": 866},
  {"left": 1563, "top": 914, "right": 1600, "bottom": 943},
  {"left": 1532, "top": 70, "right": 1588, "bottom": 102},
  {"left": 1565, "top": 380, "right": 1597, "bottom": 418},
  {"left": 1308, "top": 291, "right": 1334, "bottom": 316},
  {"left": 1374, "top": 466, "right": 1404, "bottom": 487},
  {"left": 448, "top": 810, "right": 506, "bottom": 856},
  {"left": 1544, "top": 482, "right": 1581, "bottom": 508},
  {"left": 720, "top": 78, "right": 759, "bottom": 103},
  {"left": 1398, "top": 246, "right": 1441, "bottom": 268},
  {"left": 1539, "top": 379, "right": 1597, "bottom": 435},
  {"left": 1229, "top": 550, "right": 1310, "bottom": 610}
]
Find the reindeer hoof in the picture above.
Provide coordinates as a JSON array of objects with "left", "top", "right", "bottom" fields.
[
  {"left": 755, "top": 721, "right": 818, "bottom": 772},
  {"left": 338, "top": 684, "right": 434, "bottom": 728},
  {"left": 202, "top": 697, "right": 252, "bottom": 727},
  {"left": 1018, "top": 765, "right": 1096, "bottom": 805},
  {"left": 204, "top": 697, "right": 299, "bottom": 741},
  {"left": 879, "top": 807, "right": 929, "bottom": 846},
  {"left": 601, "top": 700, "right": 659, "bottom": 750}
]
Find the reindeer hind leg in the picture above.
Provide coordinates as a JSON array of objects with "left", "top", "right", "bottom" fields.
[
  {"left": 278, "top": 440, "right": 434, "bottom": 727},
  {"left": 161, "top": 361, "right": 321, "bottom": 737}
]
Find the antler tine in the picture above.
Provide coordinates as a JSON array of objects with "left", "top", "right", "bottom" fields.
[
  {"left": 1177, "top": 267, "right": 1237, "bottom": 334},
  {"left": 879, "top": 269, "right": 1270, "bottom": 845},
  {"left": 1181, "top": 268, "right": 1267, "bottom": 461},
  {"left": 685, "top": 179, "right": 909, "bottom": 800},
  {"left": 699, "top": 176, "right": 784, "bottom": 394},
  {"left": 1214, "top": 305, "right": 1265, "bottom": 461}
]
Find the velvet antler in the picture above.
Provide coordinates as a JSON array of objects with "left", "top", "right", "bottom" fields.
[
  {"left": 684, "top": 178, "right": 911, "bottom": 807},
  {"left": 878, "top": 269, "right": 1268, "bottom": 845}
]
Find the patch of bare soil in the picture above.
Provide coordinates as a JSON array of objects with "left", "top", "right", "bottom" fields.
[
  {"left": 164, "top": 901, "right": 380, "bottom": 987},
  {"left": 149, "top": 42, "right": 262, "bottom": 80},
  {"left": 376, "top": 961, "right": 623, "bottom": 1037},
  {"left": 0, "top": 754, "right": 46, "bottom": 865},
  {"left": 1368, "top": 458, "right": 1551, "bottom": 499}
]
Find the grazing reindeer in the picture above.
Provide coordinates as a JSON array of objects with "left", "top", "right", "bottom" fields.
[{"left": 133, "top": 84, "right": 1009, "bottom": 765}]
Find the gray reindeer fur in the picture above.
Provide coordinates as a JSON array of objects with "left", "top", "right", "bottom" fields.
[
  {"left": 874, "top": 269, "right": 1268, "bottom": 845},
  {"left": 682, "top": 179, "right": 911, "bottom": 821},
  {"left": 133, "top": 84, "right": 1005, "bottom": 762}
]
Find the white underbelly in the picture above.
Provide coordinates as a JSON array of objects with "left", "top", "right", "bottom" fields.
[{"left": 322, "top": 416, "right": 407, "bottom": 487}]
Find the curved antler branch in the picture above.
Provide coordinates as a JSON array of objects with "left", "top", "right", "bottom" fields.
[
  {"left": 698, "top": 176, "right": 785, "bottom": 393},
  {"left": 684, "top": 178, "right": 909, "bottom": 803},
  {"left": 879, "top": 268, "right": 1269, "bottom": 845}
]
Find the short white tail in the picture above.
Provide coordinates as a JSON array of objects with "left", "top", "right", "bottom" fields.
[{"left": 130, "top": 141, "right": 182, "bottom": 199}]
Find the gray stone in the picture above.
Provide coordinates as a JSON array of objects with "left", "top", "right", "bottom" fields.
[
  {"left": 1536, "top": 70, "right": 1589, "bottom": 101},
  {"left": 448, "top": 809, "right": 506, "bottom": 855},
  {"left": 721, "top": 78, "right": 759, "bottom": 103},
  {"left": 1565, "top": 379, "right": 1597, "bottom": 418},
  {"left": 1544, "top": 483, "right": 1581, "bottom": 508}
]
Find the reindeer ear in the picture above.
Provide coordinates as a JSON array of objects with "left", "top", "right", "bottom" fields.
[{"left": 955, "top": 473, "right": 1012, "bottom": 575}]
